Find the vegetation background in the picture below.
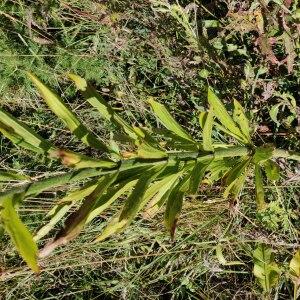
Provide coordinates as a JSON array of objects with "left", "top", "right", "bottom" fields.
[{"left": 0, "top": 0, "right": 299, "bottom": 299}]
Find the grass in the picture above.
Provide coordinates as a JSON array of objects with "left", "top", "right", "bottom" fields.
[{"left": 0, "top": 0, "right": 300, "bottom": 299}]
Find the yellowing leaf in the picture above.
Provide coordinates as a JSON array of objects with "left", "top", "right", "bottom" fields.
[
  {"left": 143, "top": 173, "right": 182, "bottom": 219},
  {"left": 253, "top": 244, "right": 280, "bottom": 292},
  {"left": 86, "top": 179, "right": 138, "bottom": 224},
  {"left": 198, "top": 111, "right": 208, "bottom": 129},
  {"left": 164, "top": 173, "right": 191, "bottom": 239},
  {"left": 1, "top": 193, "right": 39, "bottom": 272},
  {"left": 51, "top": 149, "right": 117, "bottom": 169},
  {"left": 290, "top": 249, "right": 300, "bottom": 278},
  {"left": 28, "top": 72, "right": 108, "bottom": 151},
  {"left": 148, "top": 97, "right": 194, "bottom": 142},
  {"left": 34, "top": 181, "right": 98, "bottom": 241}
]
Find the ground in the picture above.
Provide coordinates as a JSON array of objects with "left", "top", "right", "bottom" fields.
[{"left": 0, "top": 0, "right": 299, "bottom": 299}]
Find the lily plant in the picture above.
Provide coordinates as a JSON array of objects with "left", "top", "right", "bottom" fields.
[{"left": 0, "top": 73, "right": 299, "bottom": 272}]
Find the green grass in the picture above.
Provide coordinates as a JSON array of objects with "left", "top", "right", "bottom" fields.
[{"left": 0, "top": 0, "right": 300, "bottom": 299}]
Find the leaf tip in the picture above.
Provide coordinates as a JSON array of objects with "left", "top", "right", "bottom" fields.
[{"left": 68, "top": 73, "right": 87, "bottom": 91}]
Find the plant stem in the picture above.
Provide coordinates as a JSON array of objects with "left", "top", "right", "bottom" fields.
[{"left": 1, "top": 146, "right": 299, "bottom": 203}]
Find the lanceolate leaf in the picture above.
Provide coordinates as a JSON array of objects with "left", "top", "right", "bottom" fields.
[
  {"left": 188, "top": 157, "right": 212, "bottom": 194},
  {"left": 28, "top": 72, "right": 108, "bottom": 151},
  {"left": 198, "top": 111, "right": 208, "bottom": 129},
  {"left": 224, "top": 170, "right": 248, "bottom": 199},
  {"left": 86, "top": 179, "right": 138, "bottom": 224},
  {"left": 0, "top": 170, "right": 29, "bottom": 182},
  {"left": 205, "top": 158, "right": 236, "bottom": 184},
  {"left": 34, "top": 181, "right": 99, "bottom": 241},
  {"left": 68, "top": 73, "right": 139, "bottom": 141},
  {"left": 148, "top": 98, "right": 194, "bottom": 142},
  {"left": 223, "top": 157, "right": 250, "bottom": 199},
  {"left": 39, "top": 172, "right": 118, "bottom": 257},
  {"left": 224, "top": 157, "right": 250, "bottom": 187},
  {"left": 255, "top": 164, "right": 266, "bottom": 211},
  {"left": 253, "top": 244, "right": 280, "bottom": 292},
  {"left": 202, "top": 109, "right": 214, "bottom": 151},
  {"left": 164, "top": 173, "right": 191, "bottom": 239},
  {"left": 1, "top": 193, "right": 39, "bottom": 272},
  {"left": 143, "top": 172, "right": 182, "bottom": 219},
  {"left": 0, "top": 108, "right": 55, "bottom": 154},
  {"left": 137, "top": 142, "right": 167, "bottom": 159},
  {"left": 233, "top": 99, "right": 251, "bottom": 143},
  {"left": 94, "top": 164, "right": 167, "bottom": 242},
  {"left": 207, "top": 88, "right": 247, "bottom": 143}
]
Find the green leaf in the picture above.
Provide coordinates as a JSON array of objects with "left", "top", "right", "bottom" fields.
[
  {"left": 86, "top": 179, "right": 138, "bottom": 224},
  {"left": 253, "top": 244, "right": 280, "bottom": 292},
  {"left": 216, "top": 244, "right": 245, "bottom": 266},
  {"left": 233, "top": 99, "right": 251, "bottom": 143},
  {"left": 188, "top": 157, "right": 212, "bottom": 194},
  {"left": 1, "top": 193, "right": 39, "bottom": 272},
  {"left": 0, "top": 170, "right": 29, "bottom": 182},
  {"left": 269, "top": 104, "right": 280, "bottom": 126},
  {"left": 28, "top": 72, "right": 108, "bottom": 151},
  {"left": 207, "top": 88, "right": 247, "bottom": 143},
  {"left": 253, "top": 146, "right": 274, "bottom": 164},
  {"left": 164, "top": 173, "right": 191, "bottom": 239},
  {"left": 0, "top": 108, "right": 55, "bottom": 154},
  {"left": 94, "top": 164, "right": 166, "bottom": 242},
  {"left": 137, "top": 142, "right": 167, "bottom": 159},
  {"left": 39, "top": 172, "right": 118, "bottom": 258},
  {"left": 223, "top": 157, "right": 250, "bottom": 199},
  {"left": 202, "top": 109, "right": 214, "bottom": 151},
  {"left": 143, "top": 172, "right": 182, "bottom": 219},
  {"left": 255, "top": 164, "right": 266, "bottom": 211},
  {"left": 262, "top": 160, "right": 280, "bottom": 181},
  {"left": 290, "top": 249, "right": 300, "bottom": 279},
  {"left": 148, "top": 97, "right": 194, "bottom": 142},
  {"left": 34, "top": 181, "right": 99, "bottom": 241},
  {"left": 289, "top": 249, "right": 300, "bottom": 300},
  {"left": 198, "top": 111, "right": 208, "bottom": 129},
  {"left": 68, "top": 73, "right": 139, "bottom": 141},
  {"left": 205, "top": 158, "right": 236, "bottom": 184},
  {"left": 224, "top": 157, "right": 250, "bottom": 187}
]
